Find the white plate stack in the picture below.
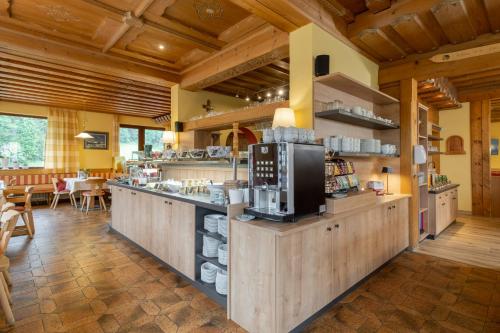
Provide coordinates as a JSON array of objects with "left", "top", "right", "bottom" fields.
[
  {"left": 218, "top": 244, "right": 228, "bottom": 265},
  {"left": 203, "top": 235, "right": 221, "bottom": 257},
  {"left": 218, "top": 216, "right": 228, "bottom": 237},
  {"left": 215, "top": 269, "right": 227, "bottom": 295},
  {"left": 204, "top": 214, "right": 224, "bottom": 233},
  {"left": 200, "top": 262, "right": 217, "bottom": 283}
]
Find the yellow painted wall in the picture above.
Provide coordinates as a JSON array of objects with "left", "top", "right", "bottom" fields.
[
  {"left": 491, "top": 122, "right": 500, "bottom": 170},
  {"left": 0, "top": 101, "right": 163, "bottom": 169},
  {"left": 440, "top": 103, "right": 472, "bottom": 212},
  {"left": 290, "top": 24, "right": 379, "bottom": 128}
]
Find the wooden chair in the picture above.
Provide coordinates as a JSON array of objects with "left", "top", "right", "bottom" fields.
[
  {"left": 0, "top": 210, "right": 21, "bottom": 325},
  {"left": 50, "top": 178, "right": 76, "bottom": 209},
  {"left": 81, "top": 178, "right": 107, "bottom": 214},
  {"left": 9, "top": 186, "right": 35, "bottom": 238}
]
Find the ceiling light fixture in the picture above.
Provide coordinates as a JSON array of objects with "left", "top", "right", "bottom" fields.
[
  {"left": 158, "top": 44, "right": 165, "bottom": 50},
  {"left": 257, "top": 95, "right": 262, "bottom": 100},
  {"left": 245, "top": 96, "right": 250, "bottom": 102},
  {"left": 266, "top": 92, "right": 272, "bottom": 98},
  {"left": 75, "top": 117, "right": 94, "bottom": 139},
  {"left": 277, "top": 89, "right": 284, "bottom": 96}
]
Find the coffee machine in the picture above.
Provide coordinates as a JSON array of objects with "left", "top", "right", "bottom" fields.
[{"left": 245, "top": 142, "right": 326, "bottom": 222}]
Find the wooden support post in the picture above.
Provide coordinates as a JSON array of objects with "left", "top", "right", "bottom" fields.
[
  {"left": 400, "top": 78, "right": 419, "bottom": 249},
  {"left": 232, "top": 122, "right": 239, "bottom": 157},
  {"left": 470, "top": 100, "right": 491, "bottom": 216}
]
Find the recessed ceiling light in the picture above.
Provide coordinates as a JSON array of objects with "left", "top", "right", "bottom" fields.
[
  {"left": 266, "top": 92, "right": 272, "bottom": 98},
  {"left": 158, "top": 44, "right": 165, "bottom": 50},
  {"left": 277, "top": 89, "right": 284, "bottom": 96},
  {"left": 257, "top": 95, "right": 262, "bottom": 100},
  {"left": 245, "top": 96, "right": 250, "bottom": 102}
]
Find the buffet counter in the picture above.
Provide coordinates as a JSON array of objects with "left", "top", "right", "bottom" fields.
[{"left": 230, "top": 194, "right": 410, "bottom": 333}]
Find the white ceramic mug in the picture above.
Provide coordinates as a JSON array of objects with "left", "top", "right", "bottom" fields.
[
  {"left": 274, "top": 126, "right": 285, "bottom": 142},
  {"left": 229, "top": 189, "right": 244, "bottom": 204},
  {"left": 262, "top": 128, "right": 274, "bottom": 143},
  {"left": 353, "top": 106, "right": 363, "bottom": 115}
]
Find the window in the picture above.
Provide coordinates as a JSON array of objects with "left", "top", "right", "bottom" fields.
[
  {"left": 119, "top": 125, "right": 164, "bottom": 160},
  {"left": 0, "top": 114, "right": 48, "bottom": 168}
]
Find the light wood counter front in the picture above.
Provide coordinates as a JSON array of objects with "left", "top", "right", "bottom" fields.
[{"left": 230, "top": 195, "right": 410, "bottom": 333}]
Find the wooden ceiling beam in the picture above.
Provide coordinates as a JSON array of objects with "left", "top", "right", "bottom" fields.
[
  {"left": 180, "top": 25, "right": 289, "bottom": 90},
  {"left": 0, "top": 26, "right": 179, "bottom": 86},
  {"left": 348, "top": 0, "right": 441, "bottom": 37},
  {"left": 365, "top": 0, "right": 391, "bottom": 13},
  {"left": 484, "top": 0, "right": 500, "bottom": 33},
  {"left": 458, "top": 84, "right": 500, "bottom": 101},
  {"left": 317, "top": 0, "right": 354, "bottom": 22},
  {"left": 218, "top": 15, "right": 268, "bottom": 43},
  {"left": 380, "top": 50, "right": 500, "bottom": 84}
]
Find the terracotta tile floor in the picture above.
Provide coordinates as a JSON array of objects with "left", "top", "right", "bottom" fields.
[{"left": 0, "top": 205, "right": 499, "bottom": 332}]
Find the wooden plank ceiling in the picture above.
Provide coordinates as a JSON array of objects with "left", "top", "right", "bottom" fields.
[
  {"left": 1, "top": 0, "right": 500, "bottom": 117},
  {"left": 0, "top": 0, "right": 288, "bottom": 117},
  {"left": 204, "top": 58, "right": 289, "bottom": 100}
]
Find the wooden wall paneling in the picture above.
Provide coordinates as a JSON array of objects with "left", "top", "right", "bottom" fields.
[
  {"left": 365, "top": 0, "right": 391, "bottom": 13},
  {"left": 399, "top": 78, "right": 419, "bottom": 249},
  {"left": 470, "top": 100, "right": 491, "bottom": 216},
  {"left": 356, "top": 28, "right": 406, "bottom": 61}
]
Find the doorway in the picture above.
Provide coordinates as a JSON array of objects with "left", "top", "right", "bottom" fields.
[{"left": 491, "top": 99, "right": 500, "bottom": 217}]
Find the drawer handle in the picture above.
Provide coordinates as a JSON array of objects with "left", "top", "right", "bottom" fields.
[
  {"left": 392, "top": 205, "right": 396, "bottom": 209},
  {"left": 442, "top": 203, "right": 446, "bottom": 206},
  {"left": 169, "top": 202, "right": 172, "bottom": 205},
  {"left": 131, "top": 192, "right": 136, "bottom": 195},
  {"left": 164, "top": 201, "right": 169, "bottom": 204},
  {"left": 327, "top": 227, "right": 332, "bottom": 231}
]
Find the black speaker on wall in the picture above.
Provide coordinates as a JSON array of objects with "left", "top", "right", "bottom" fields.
[
  {"left": 174, "top": 121, "right": 183, "bottom": 132},
  {"left": 315, "top": 55, "right": 330, "bottom": 77}
]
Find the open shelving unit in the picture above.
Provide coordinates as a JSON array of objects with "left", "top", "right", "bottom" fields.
[
  {"left": 418, "top": 104, "right": 430, "bottom": 241},
  {"left": 313, "top": 72, "right": 401, "bottom": 193}
]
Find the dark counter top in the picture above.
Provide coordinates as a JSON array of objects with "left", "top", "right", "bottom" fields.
[
  {"left": 107, "top": 181, "right": 227, "bottom": 213},
  {"left": 429, "top": 184, "right": 459, "bottom": 194}
]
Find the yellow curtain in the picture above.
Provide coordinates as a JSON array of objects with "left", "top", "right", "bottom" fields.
[
  {"left": 111, "top": 114, "right": 120, "bottom": 158},
  {"left": 45, "top": 108, "right": 80, "bottom": 173}
]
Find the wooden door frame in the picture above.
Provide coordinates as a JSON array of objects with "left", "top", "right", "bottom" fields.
[{"left": 470, "top": 100, "right": 491, "bottom": 216}]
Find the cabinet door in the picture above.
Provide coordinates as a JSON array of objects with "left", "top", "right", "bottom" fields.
[
  {"left": 276, "top": 222, "right": 334, "bottom": 333},
  {"left": 151, "top": 196, "right": 171, "bottom": 263},
  {"left": 111, "top": 186, "right": 123, "bottom": 233},
  {"left": 393, "top": 199, "right": 409, "bottom": 253},
  {"left": 451, "top": 189, "right": 458, "bottom": 221},
  {"left": 135, "top": 191, "right": 152, "bottom": 250},
  {"left": 168, "top": 200, "right": 195, "bottom": 279},
  {"left": 331, "top": 219, "right": 349, "bottom": 299}
]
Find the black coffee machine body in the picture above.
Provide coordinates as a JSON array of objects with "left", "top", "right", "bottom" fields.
[{"left": 245, "top": 142, "right": 326, "bottom": 222}]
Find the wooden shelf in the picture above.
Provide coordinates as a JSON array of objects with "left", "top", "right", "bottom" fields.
[
  {"left": 428, "top": 135, "right": 443, "bottom": 141},
  {"left": 419, "top": 183, "right": 428, "bottom": 187},
  {"left": 419, "top": 135, "right": 427, "bottom": 140},
  {"left": 428, "top": 151, "right": 444, "bottom": 155},
  {"left": 314, "top": 72, "right": 399, "bottom": 105},
  {"left": 315, "top": 109, "right": 399, "bottom": 130},
  {"left": 182, "top": 100, "right": 288, "bottom": 132},
  {"left": 430, "top": 123, "right": 442, "bottom": 132},
  {"left": 333, "top": 152, "right": 400, "bottom": 158},
  {"left": 419, "top": 232, "right": 429, "bottom": 241}
]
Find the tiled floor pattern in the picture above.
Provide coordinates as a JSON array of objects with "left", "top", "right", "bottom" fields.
[{"left": 0, "top": 205, "right": 498, "bottom": 332}]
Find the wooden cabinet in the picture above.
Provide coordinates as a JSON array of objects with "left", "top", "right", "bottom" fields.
[
  {"left": 110, "top": 185, "right": 195, "bottom": 280},
  {"left": 168, "top": 200, "right": 195, "bottom": 279},
  {"left": 230, "top": 197, "right": 410, "bottom": 333},
  {"left": 429, "top": 187, "right": 458, "bottom": 237}
]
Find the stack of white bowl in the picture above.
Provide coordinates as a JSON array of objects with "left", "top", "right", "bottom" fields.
[
  {"left": 381, "top": 144, "right": 397, "bottom": 155},
  {"left": 204, "top": 214, "right": 223, "bottom": 233},
  {"left": 200, "top": 262, "right": 218, "bottom": 283},
  {"left": 360, "top": 139, "right": 382, "bottom": 153},
  {"left": 218, "top": 244, "right": 228, "bottom": 265},
  {"left": 202, "top": 235, "right": 221, "bottom": 257},
  {"left": 215, "top": 269, "right": 227, "bottom": 295},
  {"left": 218, "top": 216, "right": 228, "bottom": 237}
]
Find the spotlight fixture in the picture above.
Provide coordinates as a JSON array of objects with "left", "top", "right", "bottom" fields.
[
  {"left": 158, "top": 44, "right": 165, "bottom": 50},
  {"left": 235, "top": 93, "right": 239, "bottom": 98},
  {"left": 266, "top": 92, "right": 272, "bottom": 98},
  {"left": 245, "top": 96, "right": 250, "bottom": 102},
  {"left": 277, "top": 89, "right": 284, "bottom": 96},
  {"left": 257, "top": 95, "right": 262, "bottom": 100}
]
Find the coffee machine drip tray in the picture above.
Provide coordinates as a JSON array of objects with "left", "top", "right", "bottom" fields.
[{"left": 244, "top": 207, "right": 295, "bottom": 222}]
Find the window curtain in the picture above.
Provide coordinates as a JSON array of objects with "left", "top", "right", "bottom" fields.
[
  {"left": 111, "top": 114, "right": 120, "bottom": 158},
  {"left": 45, "top": 108, "right": 80, "bottom": 173}
]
